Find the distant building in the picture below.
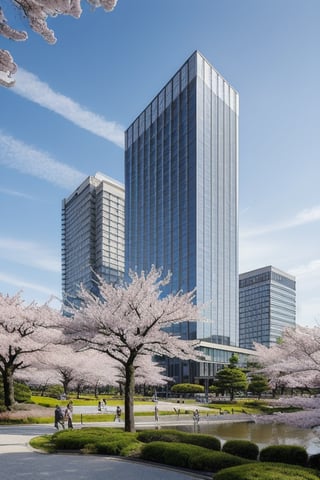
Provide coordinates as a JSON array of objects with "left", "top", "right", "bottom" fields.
[
  {"left": 61, "top": 172, "right": 125, "bottom": 304},
  {"left": 125, "top": 50, "right": 240, "bottom": 382},
  {"left": 239, "top": 266, "right": 296, "bottom": 349}
]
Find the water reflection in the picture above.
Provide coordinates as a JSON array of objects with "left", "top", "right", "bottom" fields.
[{"left": 173, "top": 421, "right": 320, "bottom": 454}]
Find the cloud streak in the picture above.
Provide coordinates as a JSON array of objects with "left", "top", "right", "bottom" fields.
[
  {"left": 0, "top": 130, "right": 85, "bottom": 189},
  {"left": 289, "top": 259, "right": 320, "bottom": 279},
  {"left": 0, "top": 237, "right": 60, "bottom": 273},
  {"left": 0, "top": 187, "right": 33, "bottom": 199},
  {"left": 13, "top": 68, "right": 124, "bottom": 148},
  {"left": 0, "top": 272, "right": 59, "bottom": 297},
  {"left": 241, "top": 205, "right": 320, "bottom": 238}
]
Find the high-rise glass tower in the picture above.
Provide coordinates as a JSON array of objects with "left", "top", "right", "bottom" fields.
[
  {"left": 239, "top": 266, "right": 296, "bottom": 349},
  {"left": 125, "top": 51, "right": 239, "bottom": 354},
  {"left": 62, "top": 172, "right": 125, "bottom": 304}
]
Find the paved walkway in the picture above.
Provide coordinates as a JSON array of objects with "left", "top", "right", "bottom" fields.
[
  {"left": 0, "top": 425, "right": 210, "bottom": 480},
  {"left": 0, "top": 403, "right": 251, "bottom": 479}
]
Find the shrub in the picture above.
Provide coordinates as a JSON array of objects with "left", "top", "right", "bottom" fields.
[
  {"left": 140, "top": 441, "right": 249, "bottom": 472},
  {"left": 308, "top": 453, "right": 320, "bottom": 470},
  {"left": 45, "top": 385, "right": 64, "bottom": 399},
  {"left": 137, "top": 429, "right": 221, "bottom": 450},
  {"left": 171, "top": 383, "right": 204, "bottom": 394},
  {"left": 14, "top": 382, "right": 32, "bottom": 403},
  {"left": 222, "top": 440, "right": 259, "bottom": 460},
  {"left": 188, "top": 449, "right": 250, "bottom": 472},
  {"left": 137, "top": 429, "right": 180, "bottom": 444},
  {"left": 215, "top": 462, "right": 320, "bottom": 480},
  {"left": 52, "top": 427, "right": 137, "bottom": 452},
  {"left": 259, "top": 445, "right": 308, "bottom": 467},
  {"left": 0, "top": 381, "right": 32, "bottom": 404},
  {"left": 91, "top": 438, "right": 141, "bottom": 456},
  {"left": 186, "top": 433, "right": 221, "bottom": 451}
]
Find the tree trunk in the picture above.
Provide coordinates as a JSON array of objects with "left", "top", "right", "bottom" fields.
[
  {"left": 2, "top": 367, "right": 15, "bottom": 409},
  {"left": 230, "top": 388, "right": 234, "bottom": 401},
  {"left": 124, "top": 362, "right": 135, "bottom": 432}
]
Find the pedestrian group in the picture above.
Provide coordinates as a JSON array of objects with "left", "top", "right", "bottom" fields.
[
  {"left": 54, "top": 400, "right": 123, "bottom": 429},
  {"left": 54, "top": 401, "right": 73, "bottom": 430}
]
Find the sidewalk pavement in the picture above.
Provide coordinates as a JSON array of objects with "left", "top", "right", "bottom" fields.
[{"left": 0, "top": 425, "right": 211, "bottom": 480}]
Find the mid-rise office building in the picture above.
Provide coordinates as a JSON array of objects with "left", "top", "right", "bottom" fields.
[
  {"left": 125, "top": 51, "right": 241, "bottom": 382},
  {"left": 62, "top": 173, "right": 125, "bottom": 304},
  {"left": 239, "top": 265, "right": 296, "bottom": 349}
]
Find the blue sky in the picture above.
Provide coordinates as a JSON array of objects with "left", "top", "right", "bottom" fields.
[{"left": 1, "top": 0, "right": 320, "bottom": 326}]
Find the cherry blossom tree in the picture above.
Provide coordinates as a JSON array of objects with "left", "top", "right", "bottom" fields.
[
  {"left": 0, "top": 0, "right": 118, "bottom": 87},
  {"left": 34, "top": 344, "right": 118, "bottom": 396},
  {"left": 254, "top": 326, "right": 320, "bottom": 393},
  {"left": 116, "top": 355, "right": 170, "bottom": 398},
  {"left": 0, "top": 292, "right": 61, "bottom": 409},
  {"left": 255, "top": 396, "right": 320, "bottom": 429},
  {"left": 133, "top": 356, "right": 170, "bottom": 388},
  {"left": 64, "top": 266, "right": 203, "bottom": 432},
  {"left": 252, "top": 326, "right": 320, "bottom": 428}
]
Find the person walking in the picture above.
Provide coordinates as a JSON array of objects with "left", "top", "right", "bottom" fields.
[
  {"left": 193, "top": 409, "right": 200, "bottom": 424},
  {"left": 115, "top": 405, "right": 122, "bottom": 422},
  {"left": 64, "top": 404, "right": 73, "bottom": 429},
  {"left": 54, "top": 405, "right": 65, "bottom": 430}
]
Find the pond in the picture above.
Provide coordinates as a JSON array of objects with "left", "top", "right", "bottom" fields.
[{"left": 174, "top": 421, "right": 320, "bottom": 455}]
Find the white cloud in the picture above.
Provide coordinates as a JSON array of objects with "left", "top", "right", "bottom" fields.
[
  {"left": 239, "top": 237, "right": 278, "bottom": 274},
  {"left": 0, "top": 272, "right": 59, "bottom": 298},
  {"left": 289, "top": 260, "right": 320, "bottom": 321},
  {"left": 289, "top": 259, "right": 320, "bottom": 279},
  {"left": 241, "top": 205, "right": 320, "bottom": 238},
  {"left": 239, "top": 209, "right": 320, "bottom": 327},
  {"left": 0, "top": 187, "right": 33, "bottom": 199},
  {"left": 0, "top": 237, "right": 60, "bottom": 273},
  {"left": 13, "top": 68, "right": 124, "bottom": 148},
  {"left": 0, "top": 130, "right": 85, "bottom": 189}
]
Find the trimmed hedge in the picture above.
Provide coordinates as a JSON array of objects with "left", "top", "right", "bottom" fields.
[
  {"left": 215, "top": 462, "right": 320, "bottom": 480},
  {"left": 86, "top": 438, "right": 141, "bottom": 456},
  {"left": 259, "top": 445, "right": 308, "bottom": 467},
  {"left": 51, "top": 427, "right": 139, "bottom": 455},
  {"left": 222, "top": 440, "right": 259, "bottom": 460},
  {"left": 140, "top": 441, "right": 249, "bottom": 472},
  {"left": 308, "top": 453, "right": 320, "bottom": 470},
  {"left": 136, "top": 429, "right": 221, "bottom": 450}
]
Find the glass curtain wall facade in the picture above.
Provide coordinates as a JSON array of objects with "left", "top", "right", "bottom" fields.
[
  {"left": 239, "top": 266, "right": 296, "bottom": 349},
  {"left": 125, "top": 51, "right": 239, "bottom": 370},
  {"left": 62, "top": 172, "right": 125, "bottom": 304}
]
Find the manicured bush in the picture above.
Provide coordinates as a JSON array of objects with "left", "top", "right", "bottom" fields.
[
  {"left": 45, "top": 385, "right": 64, "bottom": 399},
  {"left": 188, "top": 449, "right": 250, "bottom": 472},
  {"left": 137, "top": 429, "right": 180, "bottom": 444},
  {"left": 308, "top": 453, "right": 320, "bottom": 470},
  {"left": 259, "top": 445, "right": 308, "bottom": 467},
  {"left": 140, "top": 441, "right": 249, "bottom": 472},
  {"left": 215, "top": 462, "right": 320, "bottom": 480},
  {"left": 14, "top": 382, "right": 32, "bottom": 403},
  {"left": 186, "top": 433, "right": 221, "bottom": 451},
  {"left": 171, "top": 383, "right": 205, "bottom": 394},
  {"left": 137, "top": 429, "right": 221, "bottom": 450},
  {"left": 222, "top": 439, "right": 259, "bottom": 460},
  {"left": 0, "top": 381, "right": 32, "bottom": 404},
  {"left": 88, "top": 438, "right": 141, "bottom": 456},
  {"left": 52, "top": 427, "right": 137, "bottom": 452}
]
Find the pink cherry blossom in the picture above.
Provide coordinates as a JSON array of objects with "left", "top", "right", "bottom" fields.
[
  {"left": 0, "top": 292, "right": 62, "bottom": 408},
  {"left": 0, "top": 1, "right": 118, "bottom": 87},
  {"left": 65, "top": 266, "right": 203, "bottom": 431}
]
